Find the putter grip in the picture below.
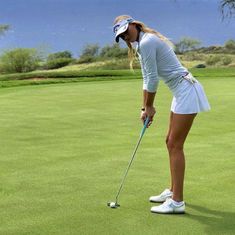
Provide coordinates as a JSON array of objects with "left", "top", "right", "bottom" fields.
[
  {"left": 144, "top": 117, "right": 150, "bottom": 127},
  {"left": 140, "top": 117, "right": 150, "bottom": 137}
]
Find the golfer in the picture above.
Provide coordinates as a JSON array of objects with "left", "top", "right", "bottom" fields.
[{"left": 113, "top": 15, "right": 210, "bottom": 214}]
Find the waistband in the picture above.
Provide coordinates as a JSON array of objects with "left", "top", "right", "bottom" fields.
[{"left": 179, "top": 72, "right": 197, "bottom": 84}]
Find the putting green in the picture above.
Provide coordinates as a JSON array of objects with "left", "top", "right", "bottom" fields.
[{"left": 0, "top": 77, "right": 234, "bottom": 234}]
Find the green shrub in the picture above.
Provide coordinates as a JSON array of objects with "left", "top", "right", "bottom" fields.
[
  {"left": 77, "top": 55, "right": 96, "bottom": 64},
  {"left": 0, "top": 48, "right": 41, "bottom": 73},
  {"left": 184, "top": 52, "right": 205, "bottom": 61},
  {"left": 206, "top": 55, "right": 221, "bottom": 66},
  {"left": 47, "top": 51, "right": 72, "bottom": 61},
  {"left": 44, "top": 58, "right": 73, "bottom": 69},
  {"left": 222, "top": 56, "right": 232, "bottom": 66},
  {"left": 195, "top": 64, "right": 206, "bottom": 68},
  {"left": 92, "top": 59, "right": 140, "bottom": 70},
  {"left": 225, "top": 40, "right": 235, "bottom": 50}
]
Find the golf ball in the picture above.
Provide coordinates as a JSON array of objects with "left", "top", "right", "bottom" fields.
[{"left": 110, "top": 202, "right": 116, "bottom": 208}]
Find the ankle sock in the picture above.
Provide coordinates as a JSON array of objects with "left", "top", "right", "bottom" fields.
[{"left": 172, "top": 199, "right": 184, "bottom": 206}]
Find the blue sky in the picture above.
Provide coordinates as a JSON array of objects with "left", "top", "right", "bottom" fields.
[{"left": 0, "top": 0, "right": 234, "bottom": 57}]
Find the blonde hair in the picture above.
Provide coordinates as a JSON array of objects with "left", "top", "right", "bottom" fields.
[{"left": 114, "top": 15, "right": 174, "bottom": 70}]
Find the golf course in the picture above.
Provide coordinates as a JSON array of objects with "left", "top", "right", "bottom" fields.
[{"left": 0, "top": 67, "right": 234, "bottom": 235}]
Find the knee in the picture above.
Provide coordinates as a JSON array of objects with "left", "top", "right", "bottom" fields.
[{"left": 166, "top": 137, "right": 183, "bottom": 153}]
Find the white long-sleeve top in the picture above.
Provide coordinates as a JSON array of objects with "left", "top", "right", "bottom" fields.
[{"left": 137, "top": 32, "right": 188, "bottom": 93}]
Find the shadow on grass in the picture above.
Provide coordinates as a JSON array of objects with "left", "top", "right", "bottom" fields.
[{"left": 185, "top": 203, "right": 235, "bottom": 235}]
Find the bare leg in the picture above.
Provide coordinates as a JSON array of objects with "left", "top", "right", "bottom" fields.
[
  {"left": 166, "top": 112, "right": 174, "bottom": 192},
  {"left": 166, "top": 112, "right": 196, "bottom": 202}
]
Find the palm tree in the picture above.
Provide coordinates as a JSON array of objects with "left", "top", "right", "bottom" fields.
[{"left": 220, "top": 0, "right": 235, "bottom": 18}]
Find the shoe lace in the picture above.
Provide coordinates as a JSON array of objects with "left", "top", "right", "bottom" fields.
[
  {"left": 160, "top": 189, "right": 170, "bottom": 197},
  {"left": 162, "top": 198, "right": 173, "bottom": 208}
]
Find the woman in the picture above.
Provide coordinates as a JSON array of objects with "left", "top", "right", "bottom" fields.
[{"left": 113, "top": 15, "right": 210, "bottom": 214}]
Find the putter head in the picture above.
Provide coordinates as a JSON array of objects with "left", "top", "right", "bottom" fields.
[{"left": 107, "top": 202, "right": 120, "bottom": 209}]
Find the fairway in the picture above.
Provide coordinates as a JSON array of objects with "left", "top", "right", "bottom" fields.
[{"left": 0, "top": 77, "right": 234, "bottom": 235}]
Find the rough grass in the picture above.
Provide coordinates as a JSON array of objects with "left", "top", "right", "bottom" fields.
[
  {"left": 0, "top": 67, "right": 234, "bottom": 89},
  {"left": 0, "top": 70, "right": 234, "bottom": 234}
]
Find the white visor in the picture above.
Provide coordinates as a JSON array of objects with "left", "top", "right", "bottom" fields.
[{"left": 113, "top": 18, "right": 134, "bottom": 42}]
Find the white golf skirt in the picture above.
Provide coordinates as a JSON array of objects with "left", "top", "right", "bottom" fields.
[{"left": 171, "top": 76, "right": 211, "bottom": 114}]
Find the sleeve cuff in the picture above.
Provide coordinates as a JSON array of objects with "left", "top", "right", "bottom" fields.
[{"left": 146, "top": 80, "right": 158, "bottom": 92}]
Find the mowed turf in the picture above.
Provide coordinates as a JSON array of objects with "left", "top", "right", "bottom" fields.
[{"left": 0, "top": 76, "right": 234, "bottom": 235}]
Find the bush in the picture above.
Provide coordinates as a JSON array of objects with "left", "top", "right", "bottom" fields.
[
  {"left": 0, "top": 48, "right": 41, "bottom": 73},
  {"left": 44, "top": 58, "right": 73, "bottom": 69},
  {"left": 195, "top": 64, "right": 206, "bottom": 68},
  {"left": 47, "top": 51, "right": 72, "bottom": 61},
  {"left": 205, "top": 55, "right": 232, "bottom": 66},
  {"left": 184, "top": 52, "right": 205, "bottom": 61},
  {"left": 193, "top": 45, "right": 235, "bottom": 54},
  {"left": 77, "top": 55, "right": 96, "bottom": 64},
  {"left": 225, "top": 40, "right": 235, "bottom": 50},
  {"left": 222, "top": 56, "right": 232, "bottom": 65},
  {"left": 206, "top": 55, "right": 221, "bottom": 66},
  {"left": 92, "top": 58, "right": 141, "bottom": 70}
]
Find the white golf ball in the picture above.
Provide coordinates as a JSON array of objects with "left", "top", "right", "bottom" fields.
[{"left": 110, "top": 202, "right": 116, "bottom": 208}]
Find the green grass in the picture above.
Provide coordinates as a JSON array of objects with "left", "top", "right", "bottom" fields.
[
  {"left": 0, "top": 69, "right": 140, "bottom": 81},
  {"left": 0, "top": 69, "right": 142, "bottom": 88},
  {"left": 0, "top": 67, "right": 234, "bottom": 89},
  {"left": 0, "top": 71, "right": 234, "bottom": 234}
]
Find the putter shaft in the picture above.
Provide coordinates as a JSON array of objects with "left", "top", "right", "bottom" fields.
[{"left": 114, "top": 117, "right": 149, "bottom": 204}]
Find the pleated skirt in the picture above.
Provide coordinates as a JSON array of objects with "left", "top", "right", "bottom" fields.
[{"left": 171, "top": 78, "right": 211, "bottom": 114}]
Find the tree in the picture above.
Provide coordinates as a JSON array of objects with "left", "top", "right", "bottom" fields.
[
  {"left": 100, "top": 44, "right": 128, "bottom": 58},
  {"left": 220, "top": 0, "right": 235, "bottom": 18},
  {"left": 80, "top": 44, "right": 99, "bottom": 57},
  {"left": 78, "top": 44, "right": 100, "bottom": 63},
  {"left": 173, "top": 0, "right": 235, "bottom": 19},
  {"left": 174, "top": 37, "right": 201, "bottom": 54},
  {"left": 44, "top": 50, "right": 73, "bottom": 69},
  {"left": 0, "top": 24, "right": 10, "bottom": 36},
  {"left": 225, "top": 39, "right": 235, "bottom": 50},
  {"left": 47, "top": 50, "right": 73, "bottom": 61}
]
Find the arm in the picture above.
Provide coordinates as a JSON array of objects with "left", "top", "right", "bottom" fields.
[
  {"left": 139, "top": 38, "right": 158, "bottom": 125},
  {"left": 141, "top": 90, "right": 156, "bottom": 126},
  {"left": 143, "top": 89, "right": 156, "bottom": 107}
]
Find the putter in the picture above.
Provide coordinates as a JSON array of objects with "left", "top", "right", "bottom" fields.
[{"left": 107, "top": 117, "right": 150, "bottom": 209}]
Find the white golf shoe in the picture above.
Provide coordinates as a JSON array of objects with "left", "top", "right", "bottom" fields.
[
  {"left": 151, "top": 198, "right": 185, "bottom": 214},
  {"left": 149, "top": 189, "right": 173, "bottom": 203}
]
